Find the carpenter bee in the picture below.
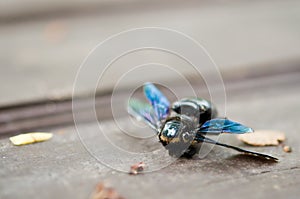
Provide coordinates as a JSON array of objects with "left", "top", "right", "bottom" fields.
[{"left": 128, "top": 82, "right": 277, "bottom": 160}]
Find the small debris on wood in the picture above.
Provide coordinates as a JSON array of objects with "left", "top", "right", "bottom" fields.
[
  {"left": 9, "top": 132, "right": 53, "bottom": 146},
  {"left": 283, "top": 145, "right": 292, "bottom": 153},
  {"left": 237, "top": 130, "right": 285, "bottom": 146},
  {"left": 129, "top": 162, "right": 145, "bottom": 175},
  {"left": 90, "top": 183, "right": 125, "bottom": 199}
]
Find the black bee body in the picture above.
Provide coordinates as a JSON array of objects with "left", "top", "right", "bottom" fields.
[
  {"left": 128, "top": 83, "right": 278, "bottom": 161},
  {"left": 172, "top": 97, "right": 218, "bottom": 125}
]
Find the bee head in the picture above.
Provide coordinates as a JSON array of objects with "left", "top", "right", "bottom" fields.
[{"left": 159, "top": 115, "right": 196, "bottom": 157}]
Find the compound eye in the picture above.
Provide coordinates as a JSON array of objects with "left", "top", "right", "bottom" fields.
[{"left": 162, "top": 121, "right": 180, "bottom": 138}]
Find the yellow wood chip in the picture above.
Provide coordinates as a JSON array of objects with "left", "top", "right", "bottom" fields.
[
  {"left": 237, "top": 130, "right": 285, "bottom": 146},
  {"left": 9, "top": 133, "right": 53, "bottom": 146}
]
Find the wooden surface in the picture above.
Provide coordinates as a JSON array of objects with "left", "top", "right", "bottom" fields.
[
  {"left": 1, "top": 0, "right": 300, "bottom": 106},
  {"left": 1, "top": 1, "right": 300, "bottom": 198},
  {"left": 1, "top": 68, "right": 300, "bottom": 199}
]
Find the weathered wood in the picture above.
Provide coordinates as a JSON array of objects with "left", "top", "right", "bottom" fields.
[
  {"left": 1, "top": 67, "right": 299, "bottom": 199},
  {"left": 0, "top": 62, "right": 299, "bottom": 136},
  {"left": 1, "top": 0, "right": 300, "bottom": 106},
  {"left": 1, "top": 1, "right": 300, "bottom": 198}
]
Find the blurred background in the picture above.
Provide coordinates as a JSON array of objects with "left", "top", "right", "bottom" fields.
[
  {"left": 1, "top": 1, "right": 300, "bottom": 199},
  {"left": 1, "top": 0, "right": 300, "bottom": 106}
]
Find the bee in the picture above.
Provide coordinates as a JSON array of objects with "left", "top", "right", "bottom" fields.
[{"left": 128, "top": 82, "right": 277, "bottom": 160}]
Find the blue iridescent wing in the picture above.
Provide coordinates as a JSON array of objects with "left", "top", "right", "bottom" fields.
[
  {"left": 143, "top": 82, "right": 170, "bottom": 122},
  {"left": 128, "top": 98, "right": 158, "bottom": 132},
  {"left": 198, "top": 118, "right": 253, "bottom": 134}
]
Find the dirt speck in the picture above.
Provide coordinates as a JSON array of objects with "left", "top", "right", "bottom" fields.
[
  {"left": 129, "top": 162, "right": 145, "bottom": 175},
  {"left": 283, "top": 145, "right": 292, "bottom": 153}
]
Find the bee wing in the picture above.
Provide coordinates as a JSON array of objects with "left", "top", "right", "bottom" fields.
[
  {"left": 128, "top": 98, "right": 159, "bottom": 132},
  {"left": 197, "top": 118, "right": 253, "bottom": 134},
  {"left": 195, "top": 135, "right": 277, "bottom": 161},
  {"left": 143, "top": 82, "right": 170, "bottom": 122}
]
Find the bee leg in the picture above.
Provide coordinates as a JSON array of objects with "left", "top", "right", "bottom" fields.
[{"left": 181, "top": 144, "right": 201, "bottom": 158}]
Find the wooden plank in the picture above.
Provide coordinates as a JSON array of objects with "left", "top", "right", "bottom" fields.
[
  {"left": 1, "top": 0, "right": 300, "bottom": 106},
  {"left": 0, "top": 61, "right": 299, "bottom": 136},
  {"left": 1, "top": 63, "right": 299, "bottom": 199}
]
